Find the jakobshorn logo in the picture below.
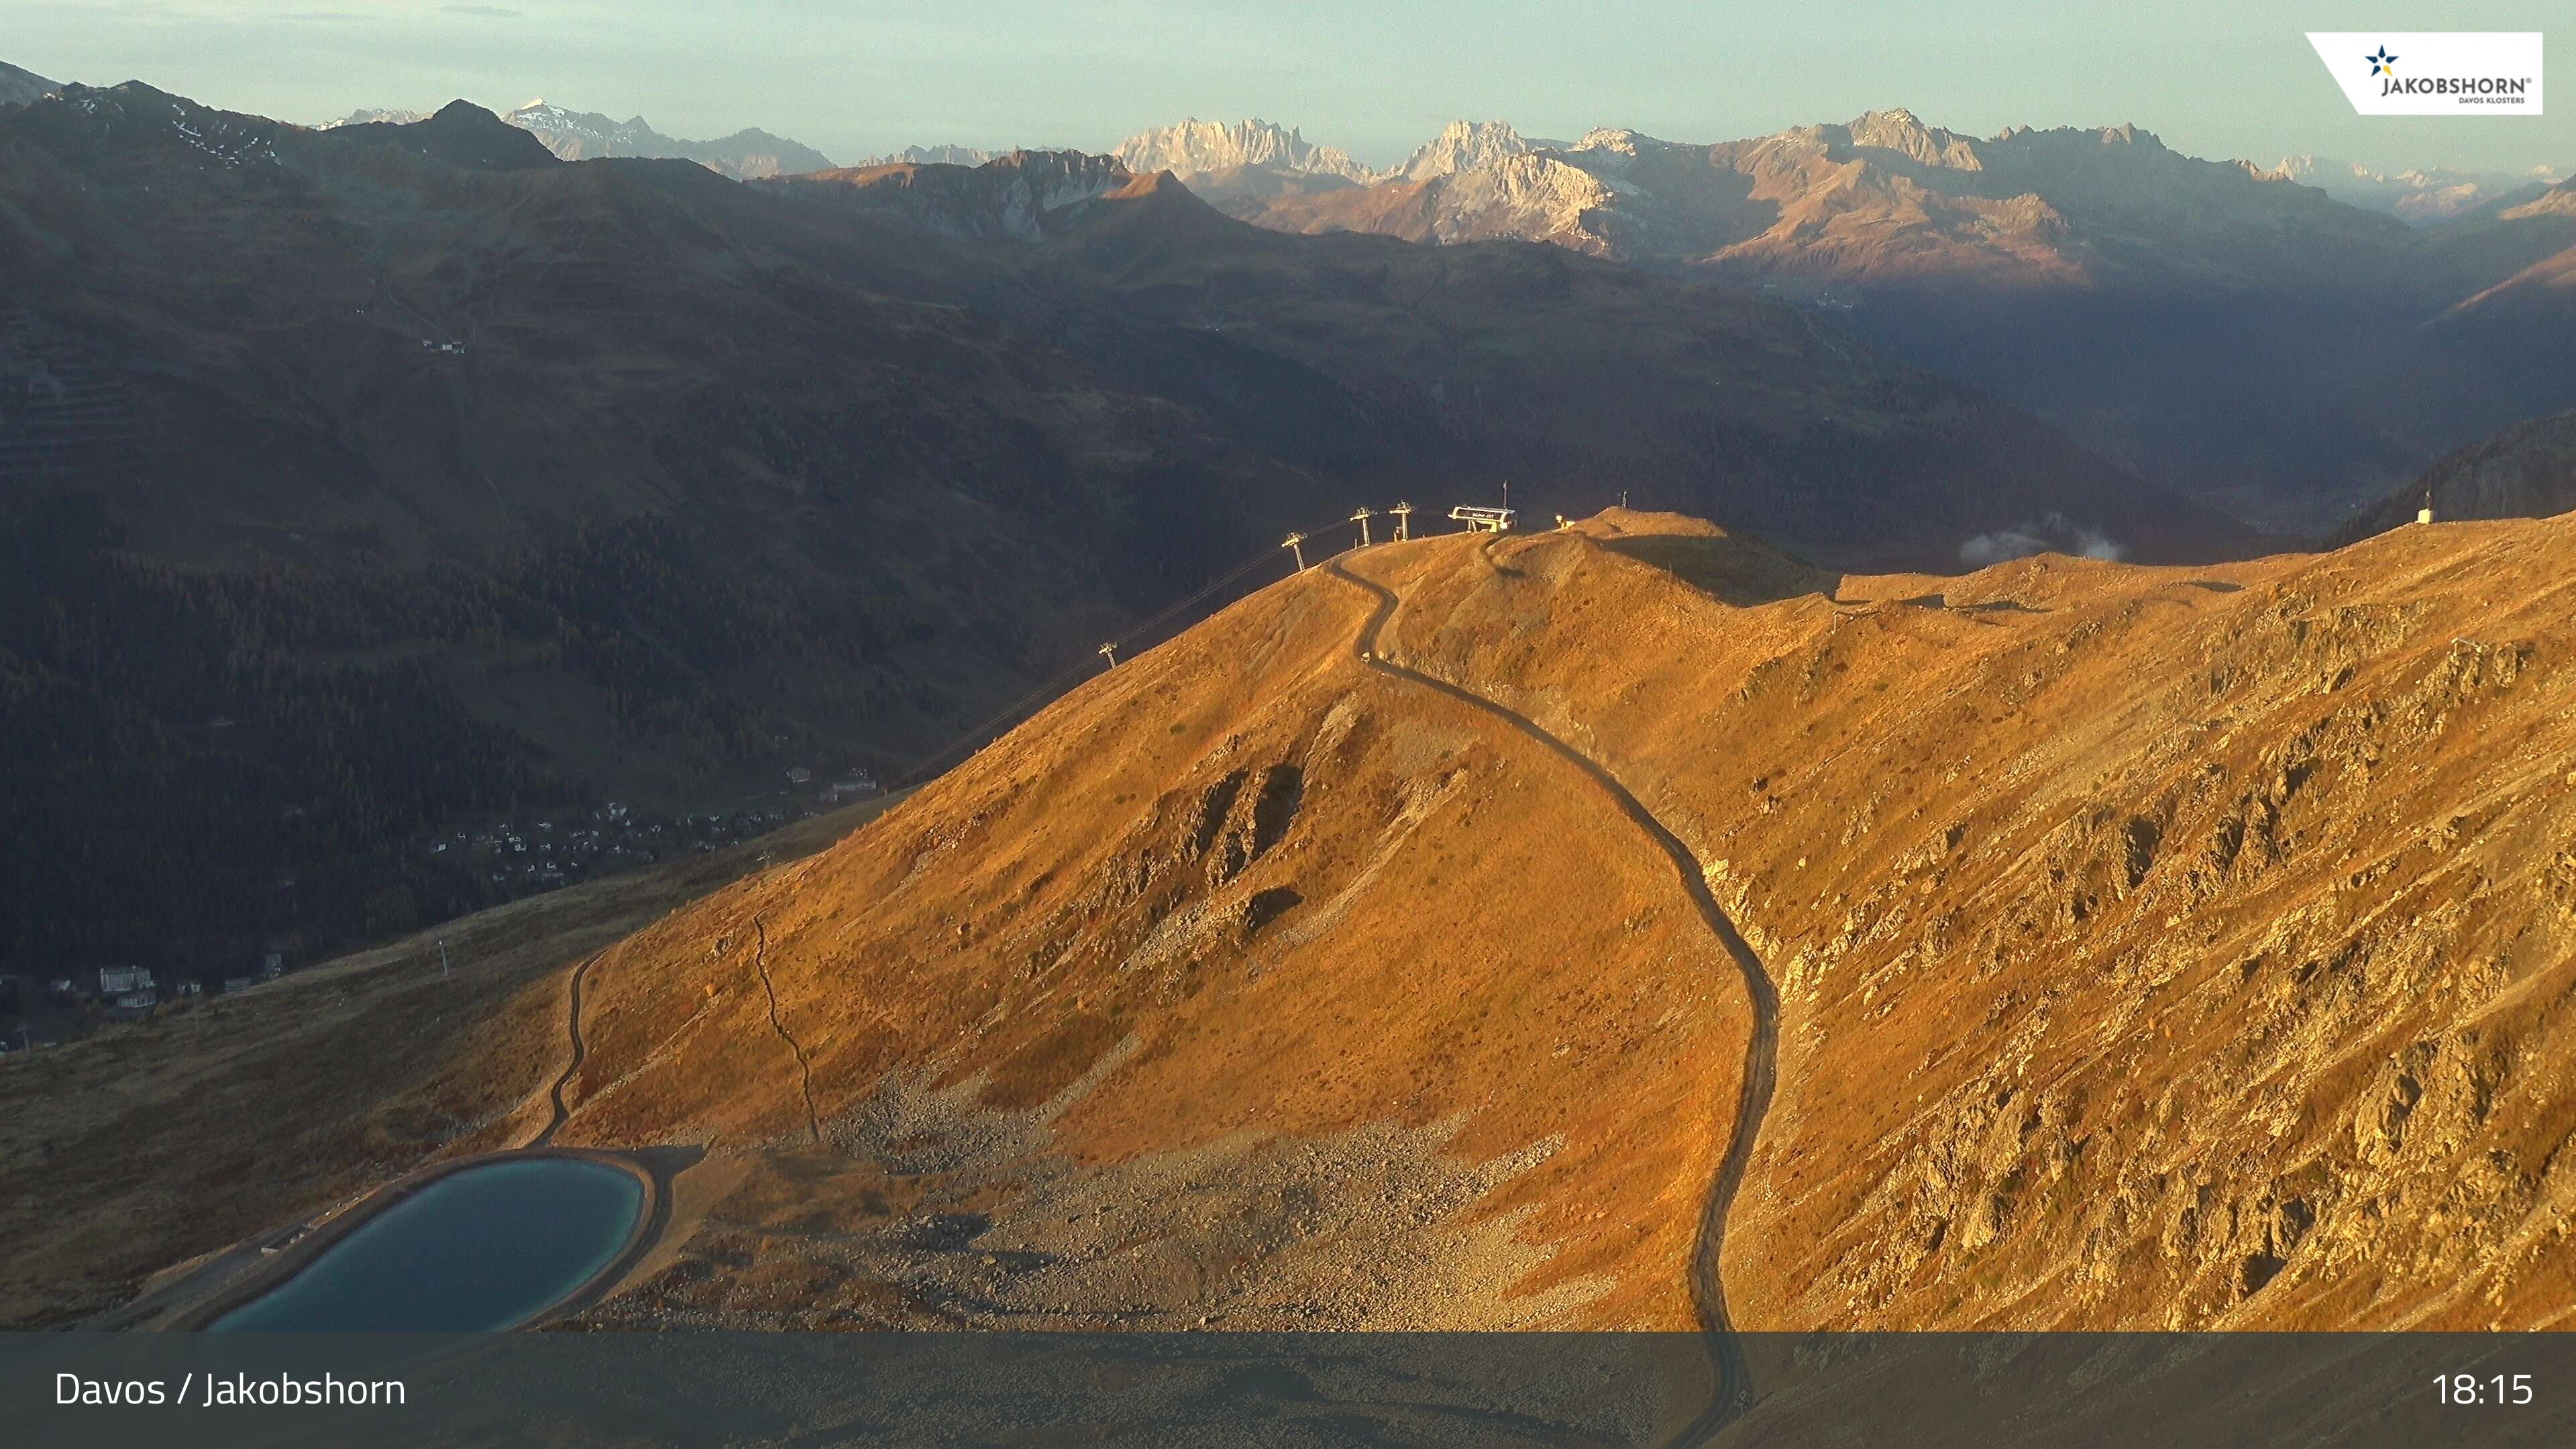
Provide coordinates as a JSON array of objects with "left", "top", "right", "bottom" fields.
[{"left": 2307, "top": 33, "right": 2542, "bottom": 115}]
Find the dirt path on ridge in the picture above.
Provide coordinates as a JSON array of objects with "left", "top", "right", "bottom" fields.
[{"left": 1328, "top": 552, "right": 1780, "bottom": 1442}]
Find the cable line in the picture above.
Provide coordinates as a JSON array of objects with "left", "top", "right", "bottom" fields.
[{"left": 890, "top": 510, "right": 1366, "bottom": 788}]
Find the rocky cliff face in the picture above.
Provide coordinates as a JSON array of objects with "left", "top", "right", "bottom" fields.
[
  {"left": 1395, "top": 119, "right": 1540, "bottom": 182},
  {"left": 1114, "top": 117, "right": 1375, "bottom": 182}
]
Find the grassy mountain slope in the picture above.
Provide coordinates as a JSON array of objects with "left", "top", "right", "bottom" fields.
[
  {"left": 464, "top": 510, "right": 2576, "bottom": 1331},
  {"left": 15, "top": 509, "right": 2575, "bottom": 1335}
]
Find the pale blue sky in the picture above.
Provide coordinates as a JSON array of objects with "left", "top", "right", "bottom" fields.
[{"left": 11, "top": 1, "right": 2569, "bottom": 174}]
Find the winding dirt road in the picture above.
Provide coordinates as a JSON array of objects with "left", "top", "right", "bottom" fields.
[
  {"left": 1328, "top": 553, "right": 1780, "bottom": 1442},
  {"left": 753, "top": 916, "right": 825, "bottom": 1143},
  {"left": 534, "top": 950, "right": 604, "bottom": 1147}
]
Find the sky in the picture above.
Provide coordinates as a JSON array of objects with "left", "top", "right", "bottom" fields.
[{"left": 11, "top": 1, "right": 2571, "bottom": 175}]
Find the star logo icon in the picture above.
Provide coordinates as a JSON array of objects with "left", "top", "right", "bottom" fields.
[{"left": 2366, "top": 46, "right": 2398, "bottom": 77}]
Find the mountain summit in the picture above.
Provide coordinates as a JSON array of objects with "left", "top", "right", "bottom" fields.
[
  {"left": 1114, "top": 117, "right": 1375, "bottom": 183},
  {"left": 1395, "top": 119, "right": 1535, "bottom": 182}
]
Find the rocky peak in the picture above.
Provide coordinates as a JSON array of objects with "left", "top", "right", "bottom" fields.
[
  {"left": 322, "top": 99, "right": 561, "bottom": 172},
  {"left": 1114, "top": 117, "right": 1375, "bottom": 182},
  {"left": 1841, "top": 109, "right": 1984, "bottom": 170},
  {"left": 1397, "top": 119, "right": 1531, "bottom": 182},
  {"left": 1570, "top": 127, "right": 1654, "bottom": 156}
]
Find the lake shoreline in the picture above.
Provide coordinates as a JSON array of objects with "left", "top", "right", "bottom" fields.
[{"left": 153, "top": 1146, "right": 680, "bottom": 1332}]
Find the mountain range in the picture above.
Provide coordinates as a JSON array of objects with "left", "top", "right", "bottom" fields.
[
  {"left": 1124, "top": 110, "right": 2575, "bottom": 535},
  {"left": 498, "top": 101, "right": 836, "bottom": 179},
  {"left": 324, "top": 99, "right": 839, "bottom": 179},
  {"left": 1, "top": 84, "right": 2251, "bottom": 982},
  {"left": 2267, "top": 154, "right": 2567, "bottom": 224},
  {"left": 305, "top": 97, "right": 2576, "bottom": 523},
  {"left": 1113, "top": 117, "right": 1373, "bottom": 185}
]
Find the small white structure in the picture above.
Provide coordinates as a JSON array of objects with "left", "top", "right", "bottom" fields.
[
  {"left": 1350, "top": 506, "right": 1377, "bottom": 547},
  {"left": 1283, "top": 532, "right": 1308, "bottom": 571},
  {"left": 1391, "top": 501, "right": 1413, "bottom": 541},
  {"left": 1450, "top": 505, "right": 1515, "bottom": 534},
  {"left": 99, "top": 965, "right": 154, "bottom": 996}
]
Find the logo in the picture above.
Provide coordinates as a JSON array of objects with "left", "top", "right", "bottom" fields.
[{"left": 2307, "top": 32, "right": 2542, "bottom": 115}]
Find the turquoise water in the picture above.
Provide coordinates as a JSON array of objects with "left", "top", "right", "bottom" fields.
[{"left": 212, "top": 1157, "right": 644, "bottom": 1332}]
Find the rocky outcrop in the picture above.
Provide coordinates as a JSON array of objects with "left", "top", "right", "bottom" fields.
[
  {"left": 1114, "top": 117, "right": 1375, "bottom": 183},
  {"left": 1396, "top": 119, "right": 1536, "bottom": 182}
]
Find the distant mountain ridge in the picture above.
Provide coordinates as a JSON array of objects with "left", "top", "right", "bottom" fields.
[
  {"left": 500, "top": 100, "right": 835, "bottom": 178},
  {"left": 1114, "top": 117, "right": 1374, "bottom": 183},
  {"left": 1218, "top": 107, "right": 2408, "bottom": 291},
  {"left": 771, "top": 149, "right": 1147, "bottom": 241},
  {"left": 2267, "top": 154, "right": 2566, "bottom": 224},
  {"left": 2334, "top": 406, "right": 2576, "bottom": 543},
  {"left": 855, "top": 143, "right": 1000, "bottom": 168},
  {"left": 1159, "top": 105, "right": 2573, "bottom": 535},
  {"left": 322, "top": 98, "right": 836, "bottom": 178},
  {"left": 1, "top": 61, "right": 62, "bottom": 109},
  {"left": 330, "top": 99, "right": 561, "bottom": 171},
  {"left": 3, "top": 82, "right": 2264, "bottom": 984}
]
